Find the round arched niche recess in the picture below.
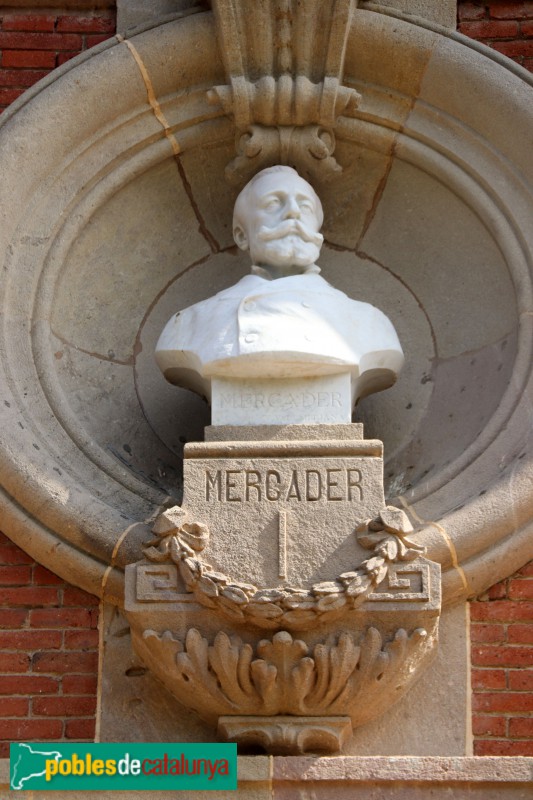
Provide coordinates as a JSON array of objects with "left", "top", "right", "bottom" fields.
[{"left": 0, "top": 6, "right": 532, "bottom": 605}]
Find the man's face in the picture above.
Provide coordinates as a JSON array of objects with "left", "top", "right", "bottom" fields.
[{"left": 235, "top": 172, "right": 324, "bottom": 273}]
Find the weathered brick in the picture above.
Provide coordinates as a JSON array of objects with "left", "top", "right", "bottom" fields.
[
  {"left": 64, "top": 629, "right": 99, "bottom": 650},
  {"left": 0, "top": 70, "right": 49, "bottom": 88},
  {"left": 471, "top": 668, "right": 507, "bottom": 690},
  {"left": 472, "top": 714, "right": 507, "bottom": 737},
  {"left": 33, "top": 695, "right": 97, "bottom": 717},
  {"left": 62, "top": 675, "right": 98, "bottom": 695},
  {"left": 56, "top": 52, "right": 80, "bottom": 66},
  {"left": 62, "top": 587, "right": 99, "bottom": 607},
  {"left": 0, "top": 675, "right": 58, "bottom": 695},
  {"left": 473, "top": 692, "right": 533, "bottom": 713},
  {"left": 522, "top": 20, "right": 533, "bottom": 35},
  {"left": 32, "top": 651, "right": 98, "bottom": 674},
  {"left": 459, "top": 20, "right": 519, "bottom": 38},
  {"left": 508, "top": 577, "right": 533, "bottom": 599},
  {"left": 458, "top": 3, "right": 488, "bottom": 22},
  {"left": 474, "top": 739, "right": 533, "bottom": 756},
  {"left": 85, "top": 33, "right": 114, "bottom": 48},
  {"left": 0, "top": 542, "right": 33, "bottom": 565},
  {"left": 0, "top": 608, "right": 28, "bottom": 628},
  {"left": 0, "top": 586, "right": 59, "bottom": 606},
  {"left": 472, "top": 644, "right": 533, "bottom": 667},
  {"left": 1, "top": 49, "right": 56, "bottom": 69},
  {"left": 1, "top": 14, "right": 56, "bottom": 32},
  {"left": 0, "top": 32, "right": 83, "bottom": 51},
  {"left": 489, "top": 2, "right": 533, "bottom": 20},
  {"left": 487, "top": 581, "right": 508, "bottom": 600},
  {"left": 33, "top": 565, "right": 64, "bottom": 585},
  {"left": 491, "top": 39, "right": 533, "bottom": 56},
  {"left": 0, "top": 629, "right": 62, "bottom": 650},
  {"left": 0, "top": 565, "right": 32, "bottom": 584},
  {"left": 57, "top": 15, "right": 115, "bottom": 34},
  {"left": 0, "top": 87, "right": 24, "bottom": 105},
  {"left": 508, "top": 623, "right": 533, "bottom": 644},
  {"left": 470, "top": 599, "right": 533, "bottom": 622},
  {"left": 65, "top": 717, "right": 96, "bottom": 739},
  {"left": 508, "top": 669, "right": 533, "bottom": 690},
  {"left": 0, "top": 697, "right": 29, "bottom": 717},
  {"left": 509, "top": 717, "right": 533, "bottom": 738},
  {"left": 0, "top": 718, "right": 63, "bottom": 740},
  {"left": 470, "top": 623, "right": 506, "bottom": 643},
  {"left": 0, "top": 652, "right": 30, "bottom": 672},
  {"left": 30, "top": 608, "right": 92, "bottom": 628}
]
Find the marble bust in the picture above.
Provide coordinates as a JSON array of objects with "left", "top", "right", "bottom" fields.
[{"left": 156, "top": 166, "right": 404, "bottom": 411}]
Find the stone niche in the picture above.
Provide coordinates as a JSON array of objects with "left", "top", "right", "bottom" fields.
[{"left": 1, "top": 0, "right": 533, "bottom": 780}]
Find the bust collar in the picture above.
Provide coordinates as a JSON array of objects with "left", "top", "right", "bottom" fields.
[{"left": 250, "top": 263, "right": 321, "bottom": 280}]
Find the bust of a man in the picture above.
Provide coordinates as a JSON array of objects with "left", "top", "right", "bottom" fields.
[{"left": 156, "top": 166, "right": 403, "bottom": 407}]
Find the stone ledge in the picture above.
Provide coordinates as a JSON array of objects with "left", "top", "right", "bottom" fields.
[
  {"left": 2, "top": 756, "right": 533, "bottom": 797},
  {"left": 272, "top": 756, "right": 533, "bottom": 783}
]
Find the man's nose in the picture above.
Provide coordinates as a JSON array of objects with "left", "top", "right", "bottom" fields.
[{"left": 283, "top": 197, "right": 301, "bottom": 219}]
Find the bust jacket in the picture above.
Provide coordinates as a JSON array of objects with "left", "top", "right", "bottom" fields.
[{"left": 156, "top": 271, "right": 403, "bottom": 402}]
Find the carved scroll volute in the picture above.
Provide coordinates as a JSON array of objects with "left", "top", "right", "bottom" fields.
[{"left": 207, "top": 0, "right": 361, "bottom": 182}]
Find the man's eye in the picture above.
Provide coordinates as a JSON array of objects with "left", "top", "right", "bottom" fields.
[
  {"left": 300, "top": 202, "right": 314, "bottom": 212},
  {"left": 264, "top": 198, "right": 281, "bottom": 210}
]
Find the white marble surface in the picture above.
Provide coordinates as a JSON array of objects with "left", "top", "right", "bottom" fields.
[
  {"left": 211, "top": 374, "right": 352, "bottom": 426},
  {"left": 156, "top": 167, "right": 404, "bottom": 416}
]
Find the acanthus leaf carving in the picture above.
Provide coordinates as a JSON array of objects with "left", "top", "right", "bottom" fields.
[{"left": 138, "top": 626, "right": 435, "bottom": 728}]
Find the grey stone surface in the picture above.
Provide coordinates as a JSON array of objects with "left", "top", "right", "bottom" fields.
[
  {"left": 205, "top": 423, "right": 364, "bottom": 441},
  {"left": 361, "top": 0, "right": 457, "bottom": 29},
  {"left": 182, "top": 449, "right": 385, "bottom": 587},
  {"left": 3, "top": 753, "right": 533, "bottom": 799},
  {"left": 117, "top": 0, "right": 200, "bottom": 32}
]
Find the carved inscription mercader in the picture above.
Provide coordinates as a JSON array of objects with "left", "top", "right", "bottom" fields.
[{"left": 204, "top": 466, "right": 363, "bottom": 503}]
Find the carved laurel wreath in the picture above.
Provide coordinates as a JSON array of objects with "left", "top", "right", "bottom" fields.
[{"left": 143, "top": 506, "right": 425, "bottom": 629}]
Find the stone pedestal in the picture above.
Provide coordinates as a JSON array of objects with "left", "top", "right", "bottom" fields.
[
  {"left": 182, "top": 424, "right": 384, "bottom": 586},
  {"left": 101, "top": 602, "right": 463, "bottom": 755},
  {"left": 123, "top": 424, "right": 441, "bottom": 754}
]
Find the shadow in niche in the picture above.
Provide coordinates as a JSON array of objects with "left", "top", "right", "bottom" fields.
[{"left": 366, "top": 328, "right": 519, "bottom": 503}]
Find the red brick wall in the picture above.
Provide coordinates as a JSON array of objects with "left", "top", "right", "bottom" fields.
[
  {"left": 0, "top": 532, "right": 99, "bottom": 756},
  {"left": 471, "top": 562, "right": 533, "bottom": 755},
  {"left": 458, "top": 1, "right": 533, "bottom": 71},
  {"left": 457, "top": 2, "right": 533, "bottom": 752},
  {"left": 0, "top": 4, "right": 116, "bottom": 112}
]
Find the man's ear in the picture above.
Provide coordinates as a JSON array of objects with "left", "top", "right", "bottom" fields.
[{"left": 233, "top": 225, "right": 248, "bottom": 251}]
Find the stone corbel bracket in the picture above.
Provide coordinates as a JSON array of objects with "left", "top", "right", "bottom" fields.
[
  {"left": 207, "top": 0, "right": 361, "bottom": 183},
  {"left": 125, "top": 506, "right": 441, "bottom": 753}
]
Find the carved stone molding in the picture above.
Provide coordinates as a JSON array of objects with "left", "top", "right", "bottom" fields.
[
  {"left": 227, "top": 125, "right": 342, "bottom": 184},
  {"left": 130, "top": 624, "right": 438, "bottom": 751},
  {"left": 142, "top": 505, "right": 429, "bottom": 629},
  {"left": 218, "top": 715, "right": 352, "bottom": 755},
  {"left": 126, "top": 490, "right": 441, "bottom": 752},
  {"left": 208, "top": 0, "right": 361, "bottom": 180}
]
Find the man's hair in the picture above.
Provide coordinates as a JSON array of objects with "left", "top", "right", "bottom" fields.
[{"left": 233, "top": 166, "right": 323, "bottom": 239}]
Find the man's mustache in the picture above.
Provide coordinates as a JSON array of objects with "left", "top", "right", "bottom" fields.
[{"left": 258, "top": 221, "right": 324, "bottom": 247}]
